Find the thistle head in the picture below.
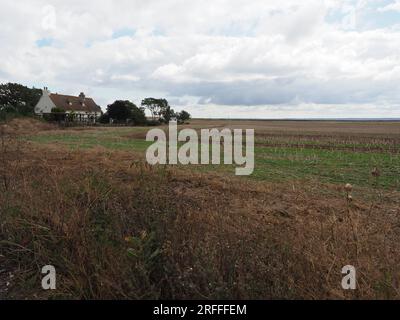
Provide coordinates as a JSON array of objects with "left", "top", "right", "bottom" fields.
[{"left": 345, "top": 183, "right": 353, "bottom": 193}]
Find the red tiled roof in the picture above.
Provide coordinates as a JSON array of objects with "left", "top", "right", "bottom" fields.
[{"left": 49, "top": 94, "right": 101, "bottom": 113}]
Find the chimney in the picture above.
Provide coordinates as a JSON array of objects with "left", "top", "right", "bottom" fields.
[
  {"left": 43, "top": 87, "right": 50, "bottom": 96},
  {"left": 79, "top": 92, "right": 86, "bottom": 105}
]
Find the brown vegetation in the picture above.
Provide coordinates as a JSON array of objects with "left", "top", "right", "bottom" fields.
[
  {"left": 1, "top": 122, "right": 399, "bottom": 299},
  {"left": 188, "top": 119, "right": 400, "bottom": 135},
  {"left": 0, "top": 118, "right": 55, "bottom": 136}
]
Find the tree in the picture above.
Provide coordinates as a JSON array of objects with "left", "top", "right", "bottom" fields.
[
  {"left": 160, "top": 105, "right": 176, "bottom": 123},
  {"left": 107, "top": 100, "right": 133, "bottom": 121},
  {"left": 141, "top": 98, "right": 170, "bottom": 121},
  {"left": 178, "top": 110, "right": 191, "bottom": 123},
  {"left": 106, "top": 100, "right": 147, "bottom": 124},
  {"left": 142, "top": 98, "right": 160, "bottom": 120},
  {"left": 98, "top": 112, "right": 110, "bottom": 124},
  {"left": 130, "top": 105, "right": 147, "bottom": 125},
  {"left": 0, "top": 83, "right": 41, "bottom": 115}
]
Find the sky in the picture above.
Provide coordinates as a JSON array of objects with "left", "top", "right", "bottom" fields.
[{"left": 1, "top": 0, "right": 400, "bottom": 118}]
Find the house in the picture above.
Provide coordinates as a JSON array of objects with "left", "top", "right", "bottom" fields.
[{"left": 34, "top": 87, "right": 102, "bottom": 122}]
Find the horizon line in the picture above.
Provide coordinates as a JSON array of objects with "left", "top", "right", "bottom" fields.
[{"left": 191, "top": 117, "right": 400, "bottom": 122}]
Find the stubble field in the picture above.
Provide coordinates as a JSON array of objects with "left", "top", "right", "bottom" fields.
[{"left": 0, "top": 118, "right": 399, "bottom": 299}]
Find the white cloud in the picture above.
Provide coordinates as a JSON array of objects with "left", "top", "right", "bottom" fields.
[
  {"left": 379, "top": 0, "right": 400, "bottom": 12},
  {"left": 0, "top": 0, "right": 399, "bottom": 117}
]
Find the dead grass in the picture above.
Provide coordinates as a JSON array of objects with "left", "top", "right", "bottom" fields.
[
  {"left": 1, "top": 130, "right": 399, "bottom": 299},
  {"left": 189, "top": 119, "right": 400, "bottom": 135},
  {"left": 1, "top": 118, "right": 56, "bottom": 136}
]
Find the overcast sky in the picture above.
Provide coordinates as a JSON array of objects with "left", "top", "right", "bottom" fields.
[{"left": 1, "top": 0, "right": 400, "bottom": 118}]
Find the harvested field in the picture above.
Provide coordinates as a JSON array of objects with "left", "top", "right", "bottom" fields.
[
  {"left": 1, "top": 118, "right": 400, "bottom": 299},
  {"left": 188, "top": 119, "right": 400, "bottom": 135}
]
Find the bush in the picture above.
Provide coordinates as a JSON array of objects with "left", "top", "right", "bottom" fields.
[
  {"left": 98, "top": 113, "right": 110, "bottom": 124},
  {"left": 146, "top": 120, "right": 161, "bottom": 126},
  {"left": 42, "top": 108, "right": 66, "bottom": 122}
]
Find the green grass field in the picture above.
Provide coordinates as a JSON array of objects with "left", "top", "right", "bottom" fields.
[{"left": 26, "top": 124, "right": 400, "bottom": 190}]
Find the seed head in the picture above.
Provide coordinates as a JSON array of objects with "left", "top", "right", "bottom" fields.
[{"left": 345, "top": 183, "right": 353, "bottom": 192}]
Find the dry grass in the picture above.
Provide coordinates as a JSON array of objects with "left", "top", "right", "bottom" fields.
[
  {"left": 1, "top": 118, "right": 55, "bottom": 136},
  {"left": 188, "top": 119, "right": 400, "bottom": 135},
  {"left": 1, "top": 122, "right": 400, "bottom": 299}
]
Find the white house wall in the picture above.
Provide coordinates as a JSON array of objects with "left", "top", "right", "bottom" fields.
[{"left": 34, "top": 91, "right": 56, "bottom": 114}]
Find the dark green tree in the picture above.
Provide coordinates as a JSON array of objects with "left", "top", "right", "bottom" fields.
[
  {"left": 178, "top": 110, "right": 191, "bottom": 123},
  {"left": 130, "top": 105, "right": 147, "bottom": 125},
  {"left": 107, "top": 100, "right": 134, "bottom": 121},
  {"left": 0, "top": 83, "right": 42, "bottom": 115},
  {"left": 106, "top": 100, "right": 147, "bottom": 124},
  {"left": 98, "top": 112, "right": 110, "bottom": 124}
]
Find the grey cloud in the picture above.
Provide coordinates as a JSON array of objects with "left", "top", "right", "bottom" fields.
[{"left": 150, "top": 76, "right": 400, "bottom": 106}]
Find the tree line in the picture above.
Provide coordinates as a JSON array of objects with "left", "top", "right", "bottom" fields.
[
  {"left": 0, "top": 82, "right": 191, "bottom": 125},
  {"left": 100, "top": 98, "right": 191, "bottom": 125}
]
